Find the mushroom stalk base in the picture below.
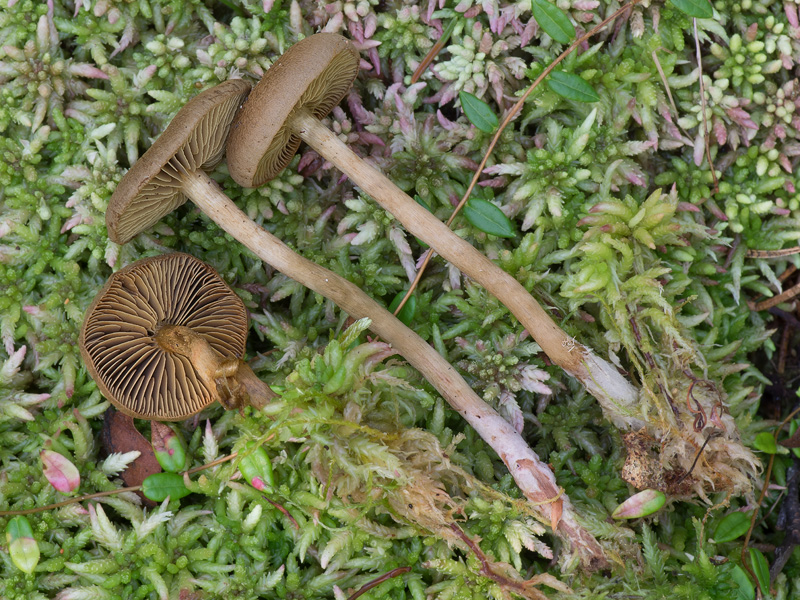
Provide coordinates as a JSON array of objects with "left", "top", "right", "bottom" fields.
[
  {"left": 180, "top": 168, "right": 608, "bottom": 570},
  {"left": 156, "top": 325, "right": 277, "bottom": 411},
  {"left": 291, "top": 108, "right": 640, "bottom": 425}
]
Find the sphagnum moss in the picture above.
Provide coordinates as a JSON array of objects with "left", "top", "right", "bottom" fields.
[{"left": 1, "top": 0, "right": 800, "bottom": 597}]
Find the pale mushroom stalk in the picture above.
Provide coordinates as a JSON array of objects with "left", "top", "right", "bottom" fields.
[
  {"left": 179, "top": 167, "right": 608, "bottom": 569},
  {"left": 226, "top": 33, "right": 639, "bottom": 426},
  {"left": 106, "top": 80, "right": 608, "bottom": 568},
  {"left": 292, "top": 108, "right": 638, "bottom": 416}
]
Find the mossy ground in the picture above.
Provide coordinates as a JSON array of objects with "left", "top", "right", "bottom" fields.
[{"left": 1, "top": 0, "right": 800, "bottom": 598}]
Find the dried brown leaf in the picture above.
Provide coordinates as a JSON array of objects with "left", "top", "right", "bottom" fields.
[{"left": 101, "top": 408, "right": 162, "bottom": 505}]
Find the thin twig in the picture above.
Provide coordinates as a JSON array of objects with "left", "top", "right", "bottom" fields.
[
  {"left": 186, "top": 452, "right": 238, "bottom": 474},
  {"left": 752, "top": 489, "right": 786, "bottom": 532},
  {"left": 685, "top": 379, "right": 708, "bottom": 431},
  {"left": 346, "top": 567, "right": 412, "bottom": 600},
  {"left": 650, "top": 48, "right": 695, "bottom": 143},
  {"left": 779, "top": 265, "right": 799, "bottom": 283},
  {"left": 673, "top": 430, "right": 722, "bottom": 487},
  {"left": 748, "top": 266, "right": 797, "bottom": 306},
  {"left": 410, "top": 18, "right": 458, "bottom": 83},
  {"left": 751, "top": 279, "right": 800, "bottom": 312},
  {"left": 652, "top": 49, "right": 680, "bottom": 118},
  {"left": 0, "top": 487, "right": 141, "bottom": 516},
  {"left": 395, "top": 0, "right": 644, "bottom": 315},
  {"left": 746, "top": 247, "right": 800, "bottom": 259}
]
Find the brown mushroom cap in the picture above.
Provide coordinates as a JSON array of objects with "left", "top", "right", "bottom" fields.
[
  {"left": 107, "top": 79, "right": 251, "bottom": 245},
  {"left": 79, "top": 253, "right": 248, "bottom": 420},
  {"left": 227, "top": 33, "right": 359, "bottom": 187}
]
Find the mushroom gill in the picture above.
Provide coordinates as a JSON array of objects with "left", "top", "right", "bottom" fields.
[{"left": 80, "top": 253, "right": 248, "bottom": 420}]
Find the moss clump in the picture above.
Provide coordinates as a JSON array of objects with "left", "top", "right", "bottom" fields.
[{"left": 2, "top": 0, "right": 799, "bottom": 597}]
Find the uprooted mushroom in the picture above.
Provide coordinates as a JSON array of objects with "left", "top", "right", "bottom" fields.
[
  {"left": 226, "top": 33, "right": 639, "bottom": 426},
  {"left": 80, "top": 253, "right": 277, "bottom": 420},
  {"left": 102, "top": 79, "right": 610, "bottom": 568},
  {"left": 226, "top": 33, "right": 758, "bottom": 500}
]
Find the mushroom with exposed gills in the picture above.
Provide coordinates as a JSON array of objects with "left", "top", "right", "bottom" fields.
[
  {"left": 105, "top": 80, "right": 609, "bottom": 569},
  {"left": 79, "top": 253, "right": 278, "bottom": 420},
  {"left": 106, "top": 78, "right": 253, "bottom": 245},
  {"left": 226, "top": 33, "right": 639, "bottom": 423}
]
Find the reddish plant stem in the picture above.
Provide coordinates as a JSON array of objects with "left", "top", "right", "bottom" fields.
[
  {"left": 741, "top": 405, "right": 800, "bottom": 594},
  {"left": 346, "top": 567, "right": 412, "bottom": 600},
  {"left": 262, "top": 495, "right": 300, "bottom": 530},
  {"left": 448, "top": 523, "right": 554, "bottom": 599}
]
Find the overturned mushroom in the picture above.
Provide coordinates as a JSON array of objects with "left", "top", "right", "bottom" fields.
[
  {"left": 107, "top": 79, "right": 252, "bottom": 245},
  {"left": 80, "top": 253, "right": 276, "bottom": 420},
  {"left": 226, "top": 33, "right": 638, "bottom": 421},
  {"left": 105, "top": 80, "right": 608, "bottom": 568}
]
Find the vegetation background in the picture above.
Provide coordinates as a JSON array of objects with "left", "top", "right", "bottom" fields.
[{"left": 1, "top": 0, "right": 799, "bottom": 597}]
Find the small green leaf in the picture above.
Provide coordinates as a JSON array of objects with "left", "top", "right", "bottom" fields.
[
  {"left": 459, "top": 91, "right": 498, "bottom": 133},
  {"left": 669, "top": 0, "right": 713, "bottom": 18},
  {"left": 151, "top": 421, "right": 187, "bottom": 473},
  {"left": 748, "top": 548, "right": 769, "bottom": 594},
  {"left": 389, "top": 291, "right": 417, "bottom": 325},
  {"left": 753, "top": 432, "right": 778, "bottom": 454},
  {"left": 6, "top": 516, "right": 39, "bottom": 574},
  {"left": 530, "top": 0, "right": 575, "bottom": 44},
  {"left": 6, "top": 515, "right": 34, "bottom": 542},
  {"left": 731, "top": 565, "right": 755, "bottom": 600},
  {"left": 8, "top": 538, "right": 40, "bottom": 574},
  {"left": 142, "top": 472, "right": 191, "bottom": 502},
  {"left": 414, "top": 195, "right": 432, "bottom": 212},
  {"left": 463, "top": 197, "right": 515, "bottom": 238},
  {"left": 547, "top": 71, "right": 600, "bottom": 103},
  {"left": 786, "top": 420, "right": 800, "bottom": 458},
  {"left": 239, "top": 443, "right": 275, "bottom": 491},
  {"left": 714, "top": 512, "right": 751, "bottom": 543},
  {"left": 611, "top": 489, "right": 666, "bottom": 519}
]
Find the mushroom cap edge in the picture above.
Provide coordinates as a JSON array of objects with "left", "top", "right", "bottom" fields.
[
  {"left": 106, "top": 79, "right": 252, "bottom": 245},
  {"left": 227, "top": 33, "right": 360, "bottom": 188}
]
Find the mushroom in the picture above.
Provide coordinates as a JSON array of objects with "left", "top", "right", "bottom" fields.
[
  {"left": 104, "top": 80, "right": 607, "bottom": 567},
  {"left": 226, "top": 33, "right": 638, "bottom": 418},
  {"left": 107, "top": 78, "right": 253, "bottom": 245},
  {"left": 80, "top": 253, "right": 277, "bottom": 420}
]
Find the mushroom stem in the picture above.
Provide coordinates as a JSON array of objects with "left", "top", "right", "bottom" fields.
[
  {"left": 179, "top": 167, "right": 608, "bottom": 569},
  {"left": 155, "top": 324, "right": 277, "bottom": 411},
  {"left": 290, "top": 107, "right": 639, "bottom": 422},
  {"left": 234, "top": 361, "right": 277, "bottom": 410},
  {"left": 155, "top": 325, "right": 220, "bottom": 391}
]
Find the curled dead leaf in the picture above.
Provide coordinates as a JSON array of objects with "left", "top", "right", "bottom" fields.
[{"left": 101, "top": 408, "right": 162, "bottom": 505}]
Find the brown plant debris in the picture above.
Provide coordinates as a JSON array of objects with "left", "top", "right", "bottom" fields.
[
  {"left": 101, "top": 408, "right": 161, "bottom": 505},
  {"left": 621, "top": 430, "right": 695, "bottom": 496}
]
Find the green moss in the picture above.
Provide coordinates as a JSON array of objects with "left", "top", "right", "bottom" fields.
[{"left": 1, "top": 0, "right": 798, "bottom": 596}]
